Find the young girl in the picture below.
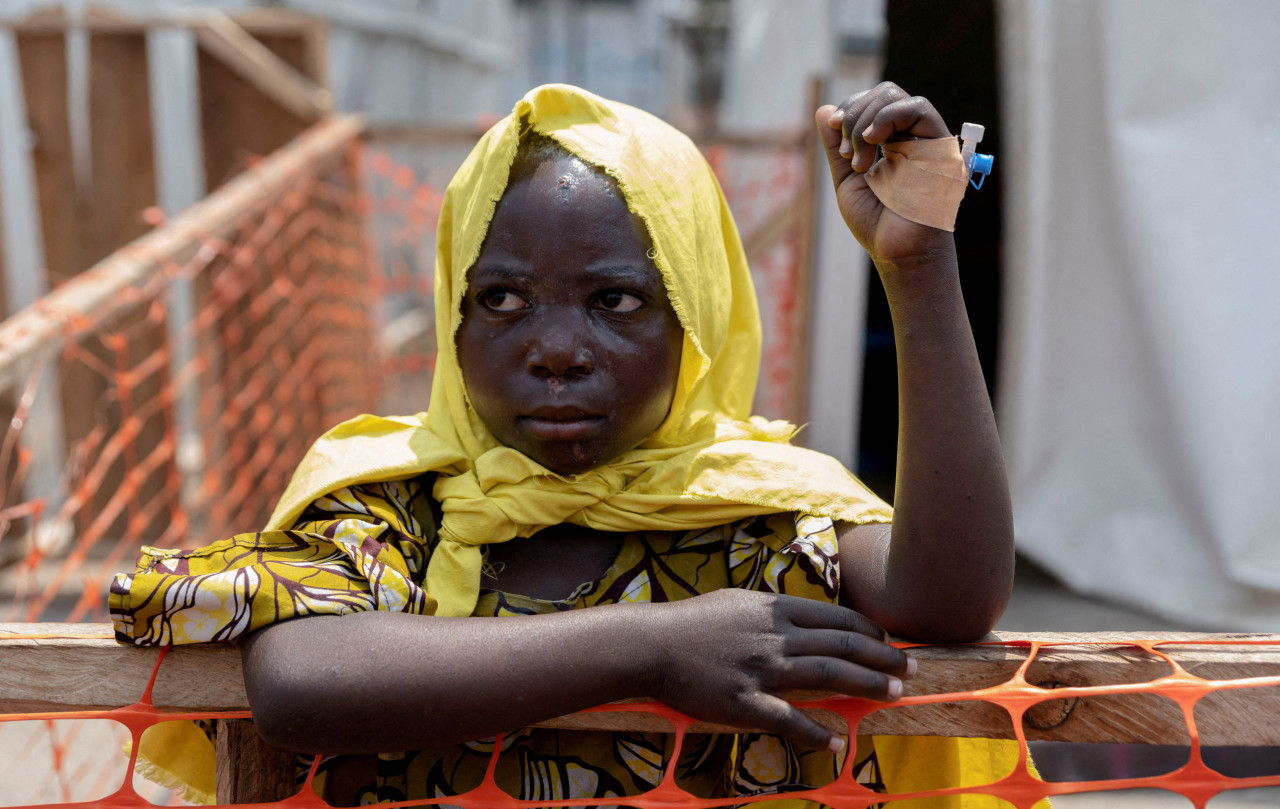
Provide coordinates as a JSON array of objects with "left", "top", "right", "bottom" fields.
[{"left": 112, "top": 82, "right": 1019, "bottom": 806}]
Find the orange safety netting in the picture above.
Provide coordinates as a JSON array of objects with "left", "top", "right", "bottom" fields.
[
  {"left": 1, "top": 631, "right": 1278, "bottom": 807},
  {"left": 0, "top": 126, "right": 376, "bottom": 627},
  {"left": 0, "top": 118, "right": 377, "bottom": 804},
  {"left": 701, "top": 142, "right": 810, "bottom": 423}
]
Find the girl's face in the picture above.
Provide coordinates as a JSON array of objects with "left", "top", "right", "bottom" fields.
[{"left": 457, "top": 155, "right": 683, "bottom": 475}]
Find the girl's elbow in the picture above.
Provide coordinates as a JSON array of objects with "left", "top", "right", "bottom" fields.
[
  {"left": 241, "top": 634, "right": 337, "bottom": 752},
  {"left": 919, "top": 606, "right": 1003, "bottom": 643},
  {"left": 923, "top": 557, "right": 1014, "bottom": 641},
  {"left": 891, "top": 614, "right": 994, "bottom": 644},
  {"left": 890, "top": 586, "right": 1010, "bottom": 643},
  {"left": 244, "top": 668, "right": 326, "bottom": 752},
  {"left": 940, "top": 583, "right": 1011, "bottom": 641}
]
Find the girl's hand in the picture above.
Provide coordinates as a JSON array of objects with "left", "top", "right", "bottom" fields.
[
  {"left": 646, "top": 589, "right": 915, "bottom": 751},
  {"left": 816, "top": 82, "right": 954, "bottom": 266}
]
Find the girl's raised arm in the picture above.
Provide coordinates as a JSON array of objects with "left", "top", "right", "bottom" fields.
[{"left": 820, "top": 83, "right": 1015, "bottom": 642}]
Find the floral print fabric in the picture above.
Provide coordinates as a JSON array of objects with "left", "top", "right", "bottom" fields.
[{"left": 110, "top": 476, "right": 884, "bottom": 806}]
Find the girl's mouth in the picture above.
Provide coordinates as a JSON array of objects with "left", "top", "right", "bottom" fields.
[{"left": 519, "top": 414, "right": 604, "bottom": 441}]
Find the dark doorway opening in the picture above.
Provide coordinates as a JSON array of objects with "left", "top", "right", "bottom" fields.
[{"left": 856, "top": 0, "right": 1004, "bottom": 502}]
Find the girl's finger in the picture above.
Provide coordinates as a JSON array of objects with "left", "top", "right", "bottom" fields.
[
  {"left": 778, "top": 656, "right": 904, "bottom": 701},
  {"left": 783, "top": 628, "right": 915, "bottom": 677},
  {"left": 784, "top": 596, "right": 886, "bottom": 639},
  {"left": 845, "top": 83, "right": 909, "bottom": 172},
  {"left": 861, "top": 95, "right": 951, "bottom": 145},
  {"left": 815, "top": 105, "right": 855, "bottom": 192},
  {"left": 830, "top": 88, "right": 873, "bottom": 155},
  {"left": 743, "top": 692, "right": 846, "bottom": 753}
]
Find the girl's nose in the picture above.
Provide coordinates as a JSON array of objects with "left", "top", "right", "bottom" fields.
[{"left": 527, "top": 319, "right": 593, "bottom": 377}]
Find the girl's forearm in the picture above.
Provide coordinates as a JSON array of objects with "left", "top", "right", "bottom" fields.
[
  {"left": 240, "top": 605, "right": 664, "bottom": 754},
  {"left": 873, "top": 239, "right": 1014, "bottom": 640},
  {"left": 243, "top": 587, "right": 914, "bottom": 756}
]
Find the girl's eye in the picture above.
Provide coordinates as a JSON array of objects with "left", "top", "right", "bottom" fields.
[
  {"left": 596, "top": 291, "right": 644, "bottom": 313},
  {"left": 479, "top": 289, "right": 528, "bottom": 312}
]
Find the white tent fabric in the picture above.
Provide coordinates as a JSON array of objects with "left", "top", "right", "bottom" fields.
[{"left": 998, "top": 0, "right": 1280, "bottom": 630}]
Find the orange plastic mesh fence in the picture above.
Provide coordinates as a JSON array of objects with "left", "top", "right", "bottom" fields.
[
  {"left": 0, "top": 117, "right": 377, "bottom": 803},
  {"left": 701, "top": 143, "right": 809, "bottom": 422},
  {"left": 0, "top": 119, "right": 376, "bottom": 628},
  {"left": 1, "top": 632, "right": 1279, "bottom": 807}
]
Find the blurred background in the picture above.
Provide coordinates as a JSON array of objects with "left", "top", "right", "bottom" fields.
[{"left": 0, "top": 0, "right": 1278, "bottom": 805}]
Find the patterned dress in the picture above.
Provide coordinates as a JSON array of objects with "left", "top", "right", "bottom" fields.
[{"left": 110, "top": 475, "right": 887, "bottom": 806}]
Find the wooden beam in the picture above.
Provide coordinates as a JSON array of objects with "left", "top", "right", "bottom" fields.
[
  {"left": 0, "top": 114, "right": 363, "bottom": 396},
  {"left": 265, "top": 0, "right": 507, "bottom": 70},
  {"left": 0, "top": 623, "right": 247, "bottom": 713},
  {"left": 4, "top": 625, "right": 1279, "bottom": 746},
  {"left": 1, "top": 6, "right": 330, "bottom": 37},
  {"left": 193, "top": 11, "right": 330, "bottom": 123},
  {"left": 2, "top": 4, "right": 501, "bottom": 71},
  {"left": 215, "top": 718, "right": 298, "bottom": 803}
]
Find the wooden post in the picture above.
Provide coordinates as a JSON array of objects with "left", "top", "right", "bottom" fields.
[
  {"left": 215, "top": 718, "right": 299, "bottom": 803},
  {"left": 14, "top": 28, "right": 166, "bottom": 552},
  {"left": 791, "top": 74, "right": 824, "bottom": 429},
  {"left": 0, "top": 37, "right": 11, "bottom": 498},
  {"left": 0, "top": 28, "right": 69, "bottom": 511}
]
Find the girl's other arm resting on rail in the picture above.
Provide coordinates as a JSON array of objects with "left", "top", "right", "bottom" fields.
[
  {"left": 816, "top": 83, "right": 1014, "bottom": 643},
  {"left": 240, "top": 588, "right": 913, "bottom": 755}
]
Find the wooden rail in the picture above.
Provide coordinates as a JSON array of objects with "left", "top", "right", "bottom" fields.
[
  {"left": 4, "top": 624, "right": 1280, "bottom": 743},
  {"left": 362, "top": 122, "right": 809, "bottom": 151},
  {"left": 4, "top": 624, "right": 1280, "bottom": 801}
]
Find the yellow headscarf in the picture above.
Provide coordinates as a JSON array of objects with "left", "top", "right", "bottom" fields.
[{"left": 267, "top": 84, "right": 891, "bottom": 618}]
